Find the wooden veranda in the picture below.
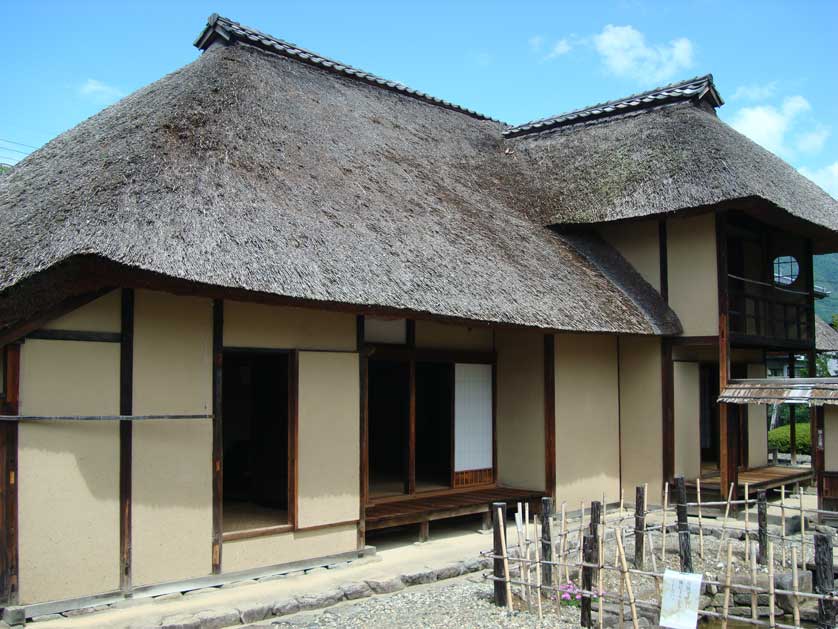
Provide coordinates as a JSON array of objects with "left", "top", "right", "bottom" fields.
[{"left": 689, "top": 465, "right": 813, "bottom": 493}]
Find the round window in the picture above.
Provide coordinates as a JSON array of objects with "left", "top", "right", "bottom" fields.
[{"left": 773, "top": 255, "right": 800, "bottom": 286}]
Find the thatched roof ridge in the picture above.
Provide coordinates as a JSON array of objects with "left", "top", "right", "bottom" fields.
[
  {"left": 0, "top": 40, "right": 678, "bottom": 337},
  {"left": 507, "top": 101, "right": 838, "bottom": 251},
  {"left": 817, "top": 316, "right": 838, "bottom": 352},
  {"left": 505, "top": 74, "right": 722, "bottom": 138}
]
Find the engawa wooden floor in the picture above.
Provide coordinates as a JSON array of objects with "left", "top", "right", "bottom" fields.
[
  {"left": 365, "top": 486, "right": 545, "bottom": 530},
  {"left": 692, "top": 465, "right": 813, "bottom": 491}
]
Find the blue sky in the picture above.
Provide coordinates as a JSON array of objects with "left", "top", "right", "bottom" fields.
[{"left": 2, "top": 0, "right": 837, "bottom": 197}]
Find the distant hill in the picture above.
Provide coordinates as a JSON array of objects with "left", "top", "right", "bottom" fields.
[{"left": 815, "top": 254, "right": 838, "bottom": 321}]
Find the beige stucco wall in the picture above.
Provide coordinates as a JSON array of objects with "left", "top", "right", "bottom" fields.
[
  {"left": 555, "top": 334, "right": 620, "bottom": 505},
  {"left": 747, "top": 363, "right": 769, "bottom": 468},
  {"left": 223, "top": 523, "right": 357, "bottom": 573},
  {"left": 133, "top": 290, "right": 212, "bottom": 415},
  {"left": 673, "top": 362, "right": 701, "bottom": 480},
  {"left": 297, "top": 351, "right": 360, "bottom": 528},
  {"left": 415, "top": 321, "right": 493, "bottom": 351},
  {"left": 667, "top": 213, "right": 718, "bottom": 337},
  {"left": 18, "top": 339, "right": 120, "bottom": 603},
  {"left": 825, "top": 407, "right": 838, "bottom": 472},
  {"left": 132, "top": 419, "right": 213, "bottom": 586},
  {"left": 224, "top": 301, "right": 356, "bottom": 351},
  {"left": 619, "top": 336, "right": 663, "bottom": 501},
  {"left": 132, "top": 290, "right": 213, "bottom": 585},
  {"left": 496, "top": 328, "right": 544, "bottom": 490},
  {"left": 599, "top": 220, "right": 661, "bottom": 291},
  {"left": 42, "top": 290, "right": 121, "bottom": 332}
]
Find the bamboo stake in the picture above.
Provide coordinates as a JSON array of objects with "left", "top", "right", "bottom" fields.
[
  {"left": 768, "top": 542, "right": 776, "bottom": 629},
  {"left": 745, "top": 482, "right": 751, "bottom": 563},
  {"left": 525, "top": 502, "right": 532, "bottom": 607},
  {"left": 615, "top": 527, "right": 640, "bottom": 629},
  {"left": 515, "top": 505, "right": 529, "bottom": 610},
  {"left": 791, "top": 546, "right": 801, "bottom": 628},
  {"left": 560, "top": 502, "right": 570, "bottom": 583},
  {"left": 643, "top": 482, "right": 649, "bottom": 566},
  {"left": 798, "top": 486, "right": 806, "bottom": 569},
  {"left": 597, "top": 523, "right": 604, "bottom": 629},
  {"left": 497, "top": 506, "right": 513, "bottom": 612},
  {"left": 533, "top": 515, "right": 543, "bottom": 621},
  {"left": 781, "top": 485, "right": 788, "bottom": 568},
  {"left": 751, "top": 545, "right": 758, "bottom": 620},
  {"left": 722, "top": 542, "right": 734, "bottom": 629},
  {"left": 717, "top": 483, "right": 735, "bottom": 562},
  {"left": 578, "top": 501, "right": 585, "bottom": 584},
  {"left": 668, "top": 481, "right": 669, "bottom": 564},
  {"left": 697, "top": 477, "right": 705, "bottom": 560}
]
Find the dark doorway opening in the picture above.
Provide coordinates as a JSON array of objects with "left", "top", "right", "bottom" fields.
[
  {"left": 416, "top": 362, "right": 453, "bottom": 492},
  {"left": 222, "top": 350, "right": 290, "bottom": 532},
  {"left": 368, "top": 359, "right": 410, "bottom": 498},
  {"left": 699, "top": 363, "right": 720, "bottom": 471}
]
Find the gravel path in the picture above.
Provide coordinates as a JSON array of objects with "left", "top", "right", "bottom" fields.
[{"left": 242, "top": 574, "right": 580, "bottom": 629}]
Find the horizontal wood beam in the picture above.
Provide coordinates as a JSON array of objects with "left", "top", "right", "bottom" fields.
[{"left": 26, "top": 329, "right": 121, "bottom": 343}]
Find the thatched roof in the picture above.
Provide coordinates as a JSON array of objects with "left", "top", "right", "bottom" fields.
[
  {"left": 816, "top": 316, "right": 838, "bottom": 352},
  {"left": 2, "top": 14, "right": 836, "bottom": 338},
  {"left": 507, "top": 94, "right": 838, "bottom": 252},
  {"left": 0, "top": 19, "right": 680, "bottom": 338}
]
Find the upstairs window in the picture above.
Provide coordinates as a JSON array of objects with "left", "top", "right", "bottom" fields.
[{"left": 773, "top": 255, "right": 800, "bottom": 286}]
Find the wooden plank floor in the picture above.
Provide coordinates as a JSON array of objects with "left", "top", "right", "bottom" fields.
[
  {"left": 691, "top": 465, "right": 813, "bottom": 491},
  {"left": 365, "top": 486, "right": 544, "bottom": 530}
]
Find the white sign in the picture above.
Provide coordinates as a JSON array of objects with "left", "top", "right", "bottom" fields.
[{"left": 659, "top": 569, "right": 703, "bottom": 629}]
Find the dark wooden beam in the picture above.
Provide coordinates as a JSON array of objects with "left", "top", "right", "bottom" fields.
[
  {"left": 406, "top": 319, "right": 416, "bottom": 348},
  {"left": 661, "top": 338, "right": 674, "bottom": 485},
  {"left": 288, "top": 350, "right": 299, "bottom": 530},
  {"left": 119, "top": 289, "right": 134, "bottom": 594},
  {"left": 543, "top": 334, "right": 556, "bottom": 499},
  {"left": 211, "top": 299, "right": 223, "bottom": 574},
  {"left": 26, "top": 329, "right": 122, "bottom": 343},
  {"left": 717, "top": 210, "right": 738, "bottom": 499},
  {"left": 659, "top": 219, "right": 669, "bottom": 303},
  {"left": 357, "top": 315, "right": 368, "bottom": 551},
  {"left": 0, "top": 343, "right": 20, "bottom": 605}
]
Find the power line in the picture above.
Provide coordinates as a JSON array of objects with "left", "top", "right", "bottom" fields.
[
  {"left": 0, "top": 145, "right": 29, "bottom": 155},
  {"left": 0, "top": 138, "right": 38, "bottom": 150}
]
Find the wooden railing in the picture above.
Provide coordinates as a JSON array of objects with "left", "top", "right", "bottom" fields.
[{"left": 728, "top": 274, "right": 812, "bottom": 344}]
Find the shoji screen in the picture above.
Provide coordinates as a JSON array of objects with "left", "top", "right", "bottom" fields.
[{"left": 454, "top": 363, "right": 493, "bottom": 471}]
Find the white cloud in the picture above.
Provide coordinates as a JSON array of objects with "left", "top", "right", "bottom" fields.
[
  {"left": 731, "top": 96, "right": 829, "bottom": 157},
  {"left": 731, "top": 82, "right": 778, "bottom": 101},
  {"left": 796, "top": 127, "right": 831, "bottom": 154},
  {"left": 592, "top": 25, "right": 693, "bottom": 82},
  {"left": 544, "top": 39, "right": 572, "bottom": 60},
  {"left": 528, "top": 35, "right": 544, "bottom": 53},
  {"left": 800, "top": 162, "right": 838, "bottom": 199},
  {"left": 79, "top": 78, "right": 123, "bottom": 102}
]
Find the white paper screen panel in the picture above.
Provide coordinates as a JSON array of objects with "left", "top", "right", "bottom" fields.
[
  {"left": 454, "top": 363, "right": 493, "bottom": 472},
  {"left": 364, "top": 317, "right": 407, "bottom": 344}
]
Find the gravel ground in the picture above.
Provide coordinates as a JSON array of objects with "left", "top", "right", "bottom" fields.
[{"left": 242, "top": 574, "right": 581, "bottom": 629}]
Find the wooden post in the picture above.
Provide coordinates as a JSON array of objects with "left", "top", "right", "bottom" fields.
[
  {"left": 589, "top": 500, "right": 601, "bottom": 538},
  {"left": 814, "top": 533, "right": 837, "bottom": 629},
  {"left": 634, "top": 485, "right": 645, "bottom": 569},
  {"left": 781, "top": 485, "right": 788, "bottom": 568},
  {"left": 541, "top": 496, "right": 553, "bottom": 587},
  {"left": 211, "top": 298, "right": 223, "bottom": 574},
  {"left": 581, "top": 533, "right": 595, "bottom": 628},
  {"left": 661, "top": 481, "right": 669, "bottom": 564},
  {"left": 615, "top": 530, "right": 640, "bottom": 629},
  {"left": 757, "top": 491, "right": 768, "bottom": 565},
  {"left": 696, "top": 477, "right": 705, "bottom": 559},
  {"left": 768, "top": 542, "right": 776, "bottom": 629},
  {"left": 492, "top": 501, "right": 508, "bottom": 608},
  {"left": 119, "top": 288, "right": 134, "bottom": 594},
  {"left": 418, "top": 521, "right": 429, "bottom": 543},
  {"left": 675, "top": 475, "right": 693, "bottom": 572},
  {"left": 791, "top": 546, "right": 801, "bottom": 628}
]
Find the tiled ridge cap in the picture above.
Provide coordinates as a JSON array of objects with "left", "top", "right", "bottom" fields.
[
  {"left": 504, "top": 74, "right": 723, "bottom": 138},
  {"left": 194, "top": 14, "right": 501, "bottom": 123}
]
